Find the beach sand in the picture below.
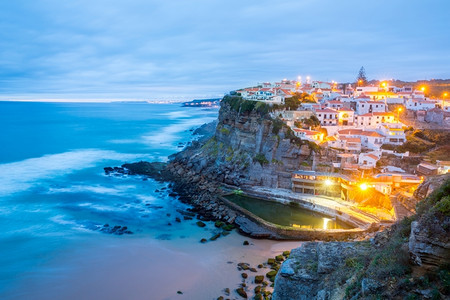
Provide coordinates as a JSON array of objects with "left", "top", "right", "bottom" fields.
[{"left": 7, "top": 222, "right": 302, "bottom": 300}]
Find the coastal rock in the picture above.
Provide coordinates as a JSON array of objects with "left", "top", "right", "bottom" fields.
[
  {"left": 409, "top": 219, "right": 450, "bottom": 269},
  {"left": 272, "top": 242, "right": 362, "bottom": 300}
]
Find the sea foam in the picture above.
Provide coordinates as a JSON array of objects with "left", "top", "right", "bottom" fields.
[{"left": 0, "top": 149, "right": 146, "bottom": 196}]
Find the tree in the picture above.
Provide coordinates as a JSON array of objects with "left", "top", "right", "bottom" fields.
[{"left": 356, "top": 66, "right": 368, "bottom": 86}]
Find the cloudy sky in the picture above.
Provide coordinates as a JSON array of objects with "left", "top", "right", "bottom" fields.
[{"left": 0, "top": 0, "right": 449, "bottom": 101}]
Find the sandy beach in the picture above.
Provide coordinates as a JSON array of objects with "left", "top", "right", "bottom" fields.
[{"left": 6, "top": 221, "right": 302, "bottom": 300}]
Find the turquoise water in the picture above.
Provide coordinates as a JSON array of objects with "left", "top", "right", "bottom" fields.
[
  {"left": 0, "top": 101, "right": 218, "bottom": 298},
  {"left": 225, "top": 194, "right": 354, "bottom": 229}
]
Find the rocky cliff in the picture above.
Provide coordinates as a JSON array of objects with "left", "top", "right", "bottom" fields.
[
  {"left": 168, "top": 96, "right": 313, "bottom": 190},
  {"left": 273, "top": 175, "right": 450, "bottom": 299},
  {"left": 160, "top": 97, "right": 314, "bottom": 223}
]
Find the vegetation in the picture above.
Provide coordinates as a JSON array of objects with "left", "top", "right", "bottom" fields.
[
  {"left": 356, "top": 66, "right": 368, "bottom": 86},
  {"left": 253, "top": 153, "right": 269, "bottom": 165},
  {"left": 381, "top": 129, "right": 450, "bottom": 154},
  {"left": 342, "top": 178, "right": 450, "bottom": 299},
  {"left": 222, "top": 95, "right": 272, "bottom": 116}
]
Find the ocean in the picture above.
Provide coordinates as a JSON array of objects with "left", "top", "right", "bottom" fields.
[{"left": 0, "top": 101, "right": 300, "bottom": 300}]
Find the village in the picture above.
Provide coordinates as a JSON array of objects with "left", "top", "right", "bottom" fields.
[{"left": 231, "top": 75, "right": 450, "bottom": 221}]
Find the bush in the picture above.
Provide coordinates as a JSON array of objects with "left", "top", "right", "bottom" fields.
[
  {"left": 253, "top": 153, "right": 269, "bottom": 165},
  {"left": 272, "top": 118, "right": 284, "bottom": 134}
]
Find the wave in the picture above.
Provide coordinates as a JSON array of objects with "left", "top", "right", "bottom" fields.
[
  {"left": 0, "top": 149, "right": 146, "bottom": 197},
  {"left": 142, "top": 116, "right": 217, "bottom": 147}
]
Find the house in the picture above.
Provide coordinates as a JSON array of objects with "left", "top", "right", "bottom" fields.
[
  {"left": 338, "top": 129, "right": 385, "bottom": 150},
  {"left": 358, "top": 152, "right": 380, "bottom": 169},
  {"left": 337, "top": 108, "right": 355, "bottom": 126},
  {"left": 328, "top": 136, "right": 362, "bottom": 153},
  {"left": 314, "top": 108, "right": 339, "bottom": 126},
  {"left": 416, "top": 162, "right": 438, "bottom": 176},
  {"left": 293, "top": 128, "right": 324, "bottom": 143},
  {"left": 376, "top": 124, "right": 406, "bottom": 145},
  {"left": 324, "top": 100, "right": 345, "bottom": 109},
  {"left": 291, "top": 170, "right": 355, "bottom": 200},
  {"left": 355, "top": 112, "right": 396, "bottom": 127},
  {"left": 405, "top": 98, "right": 436, "bottom": 111},
  {"left": 436, "top": 160, "right": 450, "bottom": 174},
  {"left": 370, "top": 173, "right": 422, "bottom": 195},
  {"left": 354, "top": 86, "right": 379, "bottom": 97},
  {"left": 356, "top": 101, "right": 386, "bottom": 115}
]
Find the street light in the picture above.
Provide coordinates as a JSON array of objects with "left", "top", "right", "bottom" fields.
[{"left": 359, "top": 183, "right": 368, "bottom": 191}]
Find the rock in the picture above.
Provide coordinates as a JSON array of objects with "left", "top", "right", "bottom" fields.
[
  {"left": 200, "top": 238, "right": 207, "bottom": 243},
  {"left": 267, "top": 258, "right": 275, "bottom": 265},
  {"left": 316, "top": 289, "right": 329, "bottom": 300},
  {"left": 241, "top": 273, "right": 248, "bottom": 279},
  {"left": 255, "top": 275, "right": 264, "bottom": 284},
  {"left": 282, "top": 251, "right": 290, "bottom": 257},
  {"left": 253, "top": 293, "right": 262, "bottom": 300},
  {"left": 409, "top": 220, "right": 450, "bottom": 269},
  {"left": 221, "top": 231, "right": 230, "bottom": 236},
  {"left": 196, "top": 221, "right": 206, "bottom": 227},
  {"left": 275, "top": 255, "right": 284, "bottom": 262},
  {"left": 266, "top": 270, "right": 277, "bottom": 278},
  {"left": 217, "top": 297, "right": 224, "bottom": 300},
  {"left": 224, "top": 288, "right": 230, "bottom": 295},
  {"left": 361, "top": 278, "right": 381, "bottom": 296},
  {"left": 257, "top": 264, "right": 263, "bottom": 268},
  {"left": 243, "top": 240, "right": 249, "bottom": 246},
  {"left": 236, "top": 288, "right": 247, "bottom": 298},
  {"left": 238, "top": 263, "right": 250, "bottom": 270},
  {"left": 175, "top": 217, "right": 181, "bottom": 222},
  {"left": 210, "top": 233, "right": 221, "bottom": 241},
  {"left": 249, "top": 268, "right": 257, "bottom": 272},
  {"left": 177, "top": 291, "right": 183, "bottom": 294}
]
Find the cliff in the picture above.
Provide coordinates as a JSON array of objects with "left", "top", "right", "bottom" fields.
[
  {"left": 168, "top": 96, "right": 313, "bottom": 190},
  {"left": 273, "top": 175, "right": 450, "bottom": 299}
]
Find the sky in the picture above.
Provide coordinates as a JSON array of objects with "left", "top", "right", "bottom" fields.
[{"left": 0, "top": 0, "right": 449, "bottom": 101}]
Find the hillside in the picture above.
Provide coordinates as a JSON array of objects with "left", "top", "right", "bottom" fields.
[{"left": 273, "top": 175, "right": 450, "bottom": 299}]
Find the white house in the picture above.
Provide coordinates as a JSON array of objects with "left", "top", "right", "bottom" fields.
[
  {"left": 405, "top": 98, "right": 436, "bottom": 111},
  {"left": 338, "top": 129, "right": 385, "bottom": 150},
  {"left": 354, "top": 86, "right": 379, "bottom": 97},
  {"left": 356, "top": 101, "right": 386, "bottom": 115},
  {"left": 337, "top": 108, "right": 355, "bottom": 126},
  {"left": 377, "top": 124, "right": 406, "bottom": 145},
  {"left": 358, "top": 152, "right": 380, "bottom": 169},
  {"left": 355, "top": 112, "right": 396, "bottom": 127},
  {"left": 327, "top": 136, "right": 362, "bottom": 153},
  {"left": 314, "top": 108, "right": 338, "bottom": 126},
  {"left": 293, "top": 128, "right": 324, "bottom": 143}
]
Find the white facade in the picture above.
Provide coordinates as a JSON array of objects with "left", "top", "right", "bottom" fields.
[
  {"left": 405, "top": 98, "right": 436, "bottom": 111},
  {"left": 356, "top": 101, "right": 386, "bottom": 115},
  {"left": 315, "top": 108, "right": 338, "bottom": 126},
  {"left": 355, "top": 112, "right": 395, "bottom": 127}
]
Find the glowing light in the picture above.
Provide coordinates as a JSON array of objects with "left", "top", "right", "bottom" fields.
[
  {"left": 444, "top": 92, "right": 448, "bottom": 97},
  {"left": 359, "top": 183, "right": 368, "bottom": 191},
  {"left": 325, "top": 179, "right": 332, "bottom": 186},
  {"left": 323, "top": 218, "right": 331, "bottom": 230},
  {"left": 420, "top": 86, "right": 425, "bottom": 92},
  {"left": 381, "top": 82, "right": 387, "bottom": 88},
  {"left": 398, "top": 108, "right": 402, "bottom": 112}
]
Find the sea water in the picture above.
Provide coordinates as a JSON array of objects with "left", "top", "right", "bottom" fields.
[{"left": 0, "top": 101, "right": 304, "bottom": 300}]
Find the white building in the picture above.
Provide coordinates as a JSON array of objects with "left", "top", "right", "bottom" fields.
[
  {"left": 338, "top": 129, "right": 385, "bottom": 150},
  {"left": 314, "top": 108, "right": 338, "bottom": 126},
  {"left": 405, "top": 98, "right": 436, "bottom": 111},
  {"left": 377, "top": 124, "right": 406, "bottom": 145},
  {"left": 355, "top": 112, "right": 396, "bottom": 127},
  {"left": 356, "top": 101, "right": 386, "bottom": 115},
  {"left": 358, "top": 152, "right": 380, "bottom": 169},
  {"left": 337, "top": 108, "right": 355, "bottom": 126}
]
